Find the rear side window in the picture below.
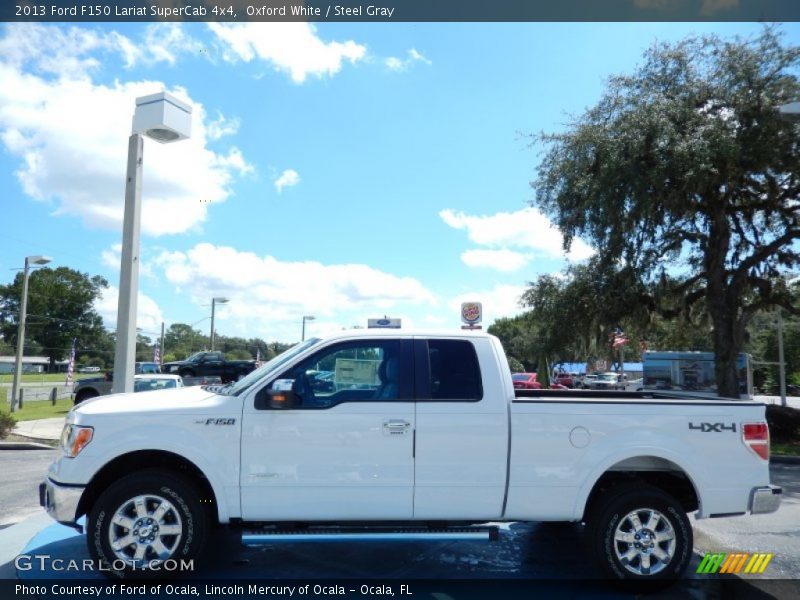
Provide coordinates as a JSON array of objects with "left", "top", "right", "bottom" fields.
[{"left": 424, "top": 339, "right": 483, "bottom": 401}]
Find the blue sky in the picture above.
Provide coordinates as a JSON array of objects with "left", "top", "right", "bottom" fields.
[{"left": 1, "top": 21, "right": 798, "bottom": 344}]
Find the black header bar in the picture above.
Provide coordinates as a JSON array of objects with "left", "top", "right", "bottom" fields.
[{"left": 5, "top": 0, "right": 800, "bottom": 23}]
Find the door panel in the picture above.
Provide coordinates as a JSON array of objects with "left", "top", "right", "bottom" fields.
[
  {"left": 412, "top": 337, "right": 509, "bottom": 519},
  {"left": 240, "top": 338, "right": 415, "bottom": 520}
]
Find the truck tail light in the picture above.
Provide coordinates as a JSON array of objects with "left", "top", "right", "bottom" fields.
[{"left": 742, "top": 422, "right": 769, "bottom": 461}]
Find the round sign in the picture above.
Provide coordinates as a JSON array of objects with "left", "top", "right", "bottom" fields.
[{"left": 461, "top": 302, "right": 482, "bottom": 324}]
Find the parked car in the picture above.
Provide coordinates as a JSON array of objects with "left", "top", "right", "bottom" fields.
[
  {"left": 587, "top": 372, "right": 625, "bottom": 391},
  {"left": 135, "top": 362, "right": 160, "bottom": 374},
  {"left": 512, "top": 372, "right": 542, "bottom": 390},
  {"left": 625, "top": 377, "right": 644, "bottom": 392},
  {"left": 549, "top": 383, "right": 569, "bottom": 390},
  {"left": 77, "top": 366, "right": 101, "bottom": 373},
  {"left": 552, "top": 371, "right": 576, "bottom": 388},
  {"left": 580, "top": 374, "right": 598, "bottom": 389},
  {"left": 73, "top": 374, "right": 183, "bottom": 404}
]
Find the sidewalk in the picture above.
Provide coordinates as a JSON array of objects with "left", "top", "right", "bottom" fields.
[{"left": 10, "top": 417, "right": 65, "bottom": 442}]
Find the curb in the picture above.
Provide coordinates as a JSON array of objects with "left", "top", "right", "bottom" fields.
[
  {"left": 0, "top": 441, "right": 55, "bottom": 450},
  {"left": 771, "top": 455, "right": 800, "bottom": 465}
]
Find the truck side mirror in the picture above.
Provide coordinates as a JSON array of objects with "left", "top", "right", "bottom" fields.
[{"left": 267, "top": 388, "right": 300, "bottom": 409}]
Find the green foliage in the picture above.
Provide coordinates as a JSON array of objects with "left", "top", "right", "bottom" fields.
[
  {"left": 537, "top": 356, "right": 550, "bottom": 388},
  {"left": 0, "top": 411, "right": 16, "bottom": 439},
  {"left": 0, "top": 267, "right": 109, "bottom": 369},
  {"left": 766, "top": 405, "right": 800, "bottom": 444},
  {"left": 531, "top": 28, "right": 800, "bottom": 398},
  {"left": 506, "top": 356, "right": 525, "bottom": 373}
]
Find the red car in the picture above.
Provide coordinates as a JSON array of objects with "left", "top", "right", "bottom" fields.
[{"left": 512, "top": 372, "right": 542, "bottom": 390}]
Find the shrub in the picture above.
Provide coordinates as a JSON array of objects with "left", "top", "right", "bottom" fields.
[
  {"left": 0, "top": 412, "right": 17, "bottom": 439},
  {"left": 766, "top": 405, "right": 800, "bottom": 444}
]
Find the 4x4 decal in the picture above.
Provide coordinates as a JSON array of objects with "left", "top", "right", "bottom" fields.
[{"left": 689, "top": 422, "right": 736, "bottom": 433}]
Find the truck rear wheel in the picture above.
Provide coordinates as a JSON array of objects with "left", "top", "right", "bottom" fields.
[
  {"left": 87, "top": 469, "right": 208, "bottom": 578},
  {"left": 589, "top": 484, "right": 692, "bottom": 584},
  {"left": 74, "top": 389, "right": 99, "bottom": 405}
]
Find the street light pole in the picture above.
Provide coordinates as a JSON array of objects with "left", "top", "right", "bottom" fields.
[
  {"left": 302, "top": 315, "right": 315, "bottom": 341},
  {"left": 112, "top": 92, "right": 191, "bottom": 394},
  {"left": 210, "top": 297, "right": 229, "bottom": 351},
  {"left": 10, "top": 255, "right": 51, "bottom": 412}
]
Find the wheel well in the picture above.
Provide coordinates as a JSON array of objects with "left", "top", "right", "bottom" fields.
[
  {"left": 75, "top": 388, "right": 99, "bottom": 403},
  {"left": 582, "top": 457, "right": 699, "bottom": 520},
  {"left": 77, "top": 450, "right": 218, "bottom": 522}
]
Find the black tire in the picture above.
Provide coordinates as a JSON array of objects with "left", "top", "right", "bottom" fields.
[
  {"left": 74, "top": 389, "right": 99, "bottom": 405},
  {"left": 589, "top": 484, "right": 692, "bottom": 585},
  {"left": 179, "top": 369, "right": 195, "bottom": 379},
  {"left": 87, "top": 469, "right": 209, "bottom": 579}
]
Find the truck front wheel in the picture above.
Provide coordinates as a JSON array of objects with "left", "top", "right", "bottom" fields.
[
  {"left": 87, "top": 469, "right": 209, "bottom": 578},
  {"left": 589, "top": 484, "right": 692, "bottom": 584}
]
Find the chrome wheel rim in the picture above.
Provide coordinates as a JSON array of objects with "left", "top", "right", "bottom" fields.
[
  {"left": 613, "top": 507, "right": 676, "bottom": 576},
  {"left": 108, "top": 494, "right": 183, "bottom": 566}
]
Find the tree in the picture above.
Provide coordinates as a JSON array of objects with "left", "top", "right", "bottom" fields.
[
  {"left": 531, "top": 28, "right": 800, "bottom": 397},
  {"left": 0, "top": 267, "right": 109, "bottom": 370}
]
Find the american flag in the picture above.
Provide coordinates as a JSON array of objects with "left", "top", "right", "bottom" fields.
[
  {"left": 255, "top": 348, "right": 262, "bottom": 368},
  {"left": 154, "top": 342, "right": 160, "bottom": 366},
  {"left": 612, "top": 327, "right": 629, "bottom": 348},
  {"left": 65, "top": 339, "right": 76, "bottom": 386}
]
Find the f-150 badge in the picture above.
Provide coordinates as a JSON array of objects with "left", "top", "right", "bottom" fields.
[
  {"left": 689, "top": 422, "right": 736, "bottom": 433},
  {"left": 195, "top": 418, "right": 236, "bottom": 425}
]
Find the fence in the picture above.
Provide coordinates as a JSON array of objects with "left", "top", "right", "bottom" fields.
[{"left": 4, "top": 385, "right": 72, "bottom": 405}]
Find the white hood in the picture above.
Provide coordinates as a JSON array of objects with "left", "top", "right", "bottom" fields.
[{"left": 73, "top": 385, "right": 227, "bottom": 416}]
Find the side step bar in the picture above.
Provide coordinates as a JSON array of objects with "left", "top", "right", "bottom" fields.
[{"left": 242, "top": 526, "right": 499, "bottom": 545}]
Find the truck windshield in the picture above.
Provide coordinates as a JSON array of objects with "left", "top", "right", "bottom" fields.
[
  {"left": 223, "top": 338, "right": 322, "bottom": 396},
  {"left": 184, "top": 352, "right": 205, "bottom": 363}
]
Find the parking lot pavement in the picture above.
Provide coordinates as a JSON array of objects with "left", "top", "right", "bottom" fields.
[
  {"left": 2, "top": 517, "right": 756, "bottom": 599},
  {"left": 692, "top": 461, "right": 800, "bottom": 578}
]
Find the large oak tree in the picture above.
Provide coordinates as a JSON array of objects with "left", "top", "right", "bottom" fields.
[{"left": 531, "top": 28, "right": 800, "bottom": 397}]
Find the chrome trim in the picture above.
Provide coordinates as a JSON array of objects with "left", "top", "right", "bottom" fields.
[
  {"left": 750, "top": 485, "right": 782, "bottom": 515},
  {"left": 42, "top": 478, "right": 84, "bottom": 525}
]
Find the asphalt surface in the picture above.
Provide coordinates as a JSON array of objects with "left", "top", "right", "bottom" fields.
[
  {"left": 1, "top": 450, "right": 797, "bottom": 599},
  {"left": 0, "top": 449, "right": 56, "bottom": 527},
  {"left": 692, "top": 461, "right": 800, "bottom": 578}
]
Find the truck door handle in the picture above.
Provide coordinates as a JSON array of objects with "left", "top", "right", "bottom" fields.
[{"left": 383, "top": 420, "right": 411, "bottom": 435}]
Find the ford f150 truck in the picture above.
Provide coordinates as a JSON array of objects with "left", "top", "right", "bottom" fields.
[{"left": 41, "top": 330, "right": 781, "bottom": 584}]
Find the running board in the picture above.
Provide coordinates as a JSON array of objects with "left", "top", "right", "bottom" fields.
[{"left": 242, "top": 526, "right": 499, "bottom": 545}]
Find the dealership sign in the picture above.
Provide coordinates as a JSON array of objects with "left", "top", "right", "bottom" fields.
[{"left": 368, "top": 318, "right": 401, "bottom": 329}]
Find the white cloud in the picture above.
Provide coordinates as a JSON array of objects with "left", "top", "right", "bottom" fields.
[
  {"left": 207, "top": 23, "right": 366, "bottom": 83},
  {"left": 94, "top": 285, "right": 164, "bottom": 334},
  {"left": 274, "top": 169, "right": 300, "bottom": 193},
  {"left": 385, "top": 48, "right": 432, "bottom": 72},
  {"left": 100, "top": 243, "right": 156, "bottom": 279},
  {"left": 461, "top": 249, "right": 532, "bottom": 272},
  {"left": 153, "top": 243, "right": 436, "bottom": 341},
  {"left": 0, "top": 25, "right": 253, "bottom": 237},
  {"left": 440, "top": 207, "right": 595, "bottom": 262},
  {"left": 207, "top": 112, "right": 240, "bottom": 140}
]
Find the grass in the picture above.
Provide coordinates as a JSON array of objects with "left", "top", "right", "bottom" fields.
[
  {"left": 772, "top": 442, "right": 800, "bottom": 457},
  {"left": 0, "top": 373, "right": 94, "bottom": 384},
  {"left": 0, "top": 397, "right": 73, "bottom": 421}
]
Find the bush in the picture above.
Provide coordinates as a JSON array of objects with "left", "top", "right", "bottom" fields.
[
  {"left": 766, "top": 405, "right": 800, "bottom": 444},
  {"left": 0, "top": 412, "right": 17, "bottom": 439}
]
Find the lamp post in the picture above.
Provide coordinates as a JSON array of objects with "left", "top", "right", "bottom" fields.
[
  {"left": 112, "top": 92, "right": 192, "bottom": 394},
  {"left": 301, "top": 315, "right": 316, "bottom": 341},
  {"left": 10, "top": 255, "right": 52, "bottom": 412},
  {"left": 210, "top": 297, "right": 229, "bottom": 351},
  {"left": 774, "top": 102, "right": 800, "bottom": 407}
]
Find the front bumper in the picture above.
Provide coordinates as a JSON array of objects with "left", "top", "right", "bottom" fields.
[
  {"left": 750, "top": 485, "right": 782, "bottom": 515},
  {"left": 39, "top": 478, "right": 84, "bottom": 526}
]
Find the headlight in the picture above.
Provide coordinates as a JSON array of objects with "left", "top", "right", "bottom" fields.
[{"left": 60, "top": 424, "right": 93, "bottom": 457}]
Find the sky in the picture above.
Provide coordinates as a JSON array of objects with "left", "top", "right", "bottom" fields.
[{"left": 1, "top": 20, "right": 798, "bottom": 347}]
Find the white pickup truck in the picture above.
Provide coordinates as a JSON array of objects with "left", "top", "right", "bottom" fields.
[{"left": 41, "top": 329, "right": 781, "bottom": 584}]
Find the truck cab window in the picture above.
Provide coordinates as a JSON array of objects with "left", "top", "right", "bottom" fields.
[
  {"left": 426, "top": 340, "right": 483, "bottom": 401},
  {"left": 264, "top": 340, "right": 408, "bottom": 409}
]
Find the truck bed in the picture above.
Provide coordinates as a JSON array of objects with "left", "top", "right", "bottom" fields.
[{"left": 513, "top": 389, "right": 759, "bottom": 404}]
